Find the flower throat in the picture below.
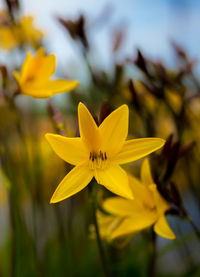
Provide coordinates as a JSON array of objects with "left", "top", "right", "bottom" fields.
[{"left": 89, "top": 151, "right": 107, "bottom": 170}]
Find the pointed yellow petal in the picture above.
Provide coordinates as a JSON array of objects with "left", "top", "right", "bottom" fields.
[
  {"left": 20, "top": 52, "right": 33, "bottom": 82},
  {"left": 99, "top": 105, "right": 128, "bottom": 155},
  {"left": 149, "top": 184, "right": 170, "bottom": 214},
  {"left": 114, "top": 138, "right": 165, "bottom": 165},
  {"left": 0, "top": 27, "right": 17, "bottom": 50},
  {"left": 141, "top": 158, "right": 154, "bottom": 185},
  {"left": 39, "top": 80, "right": 79, "bottom": 93},
  {"left": 97, "top": 211, "right": 120, "bottom": 240},
  {"left": 128, "top": 174, "right": 155, "bottom": 208},
  {"left": 50, "top": 165, "right": 93, "bottom": 203},
  {"left": 103, "top": 197, "right": 143, "bottom": 217},
  {"left": 13, "top": 71, "right": 20, "bottom": 83},
  {"left": 78, "top": 103, "right": 101, "bottom": 151},
  {"left": 94, "top": 165, "right": 133, "bottom": 199},
  {"left": 19, "top": 87, "right": 52, "bottom": 98},
  {"left": 35, "top": 54, "right": 56, "bottom": 80},
  {"left": 111, "top": 212, "right": 157, "bottom": 239},
  {"left": 154, "top": 215, "right": 176, "bottom": 239},
  {"left": 45, "top": 133, "right": 88, "bottom": 165},
  {"left": 21, "top": 79, "right": 79, "bottom": 98},
  {"left": 21, "top": 48, "right": 44, "bottom": 82}
]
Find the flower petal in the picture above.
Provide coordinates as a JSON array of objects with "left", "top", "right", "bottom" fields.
[
  {"left": 128, "top": 174, "right": 155, "bottom": 208},
  {"left": 149, "top": 184, "right": 170, "bottom": 214},
  {"left": 111, "top": 212, "right": 157, "bottom": 239},
  {"left": 20, "top": 51, "right": 33, "bottom": 82},
  {"left": 103, "top": 197, "right": 143, "bottom": 217},
  {"left": 141, "top": 158, "right": 154, "bottom": 186},
  {"left": 50, "top": 165, "right": 93, "bottom": 203},
  {"left": 94, "top": 165, "right": 133, "bottom": 200},
  {"left": 38, "top": 80, "right": 79, "bottom": 92},
  {"left": 99, "top": 105, "right": 128, "bottom": 155},
  {"left": 114, "top": 138, "right": 165, "bottom": 165},
  {"left": 97, "top": 211, "right": 121, "bottom": 240},
  {"left": 23, "top": 48, "right": 45, "bottom": 81},
  {"left": 78, "top": 103, "right": 101, "bottom": 151},
  {"left": 45, "top": 133, "right": 88, "bottom": 165},
  {"left": 154, "top": 215, "right": 176, "bottom": 239},
  {"left": 22, "top": 80, "right": 79, "bottom": 98},
  {"left": 35, "top": 54, "right": 56, "bottom": 80}
]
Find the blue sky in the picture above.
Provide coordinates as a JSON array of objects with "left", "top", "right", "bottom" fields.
[{"left": 1, "top": 0, "right": 200, "bottom": 75}]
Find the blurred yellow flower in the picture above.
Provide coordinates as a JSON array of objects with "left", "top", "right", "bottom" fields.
[
  {"left": 102, "top": 159, "right": 175, "bottom": 240},
  {"left": 17, "top": 16, "right": 43, "bottom": 48},
  {"left": 0, "top": 26, "right": 17, "bottom": 50},
  {"left": 46, "top": 103, "right": 165, "bottom": 203},
  {"left": 13, "top": 48, "right": 79, "bottom": 98},
  {"left": 0, "top": 14, "right": 44, "bottom": 50},
  {"left": 0, "top": 167, "right": 10, "bottom": 207}
]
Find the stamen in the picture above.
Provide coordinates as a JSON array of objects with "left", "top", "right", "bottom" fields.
[{"left": 89, "top": 150, "right": 107, "bottom": 169}]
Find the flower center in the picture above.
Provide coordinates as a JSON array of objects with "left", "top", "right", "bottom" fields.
[{"left": 89, "top": 151, "right": 107, "bottom": 170}]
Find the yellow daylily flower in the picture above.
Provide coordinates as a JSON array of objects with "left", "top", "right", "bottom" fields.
[
  {"left": 46, "top": 103, "right": 165, "bottom": 203},
  {"left": 13, "top": 48, "right": 79, "bottom": 98},
  {"left": 18, "top": 16, "right": 43, "bottom": 48},
  {"left": 0, "top": 26, "right": 17, "bottom": 50},
  {"left": 102, "top": 159, "right": 176, "bottom": 240},
  {"left": 0, "top": 13, "right": 44, "bottom": 50},
  {"left": 90, "top": 211, "right": 122, "bottom": 240}
]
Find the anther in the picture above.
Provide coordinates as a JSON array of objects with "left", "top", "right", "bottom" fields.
[
  {"left": 104, "top": 152, "right": 107, "bottom": 160},
  {"left": 100, "top": 151, "right": 104, "bottom": 160}
]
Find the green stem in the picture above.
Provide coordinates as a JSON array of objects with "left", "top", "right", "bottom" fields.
[
  {"left": 185, "top": 215, "right": 200, "bottom": 240},
  {"left": 91, "top": 183, "right": 110, "bottom": 277},
  {"left": 148, "top": 230, "right": 157, "bottom": 277}
]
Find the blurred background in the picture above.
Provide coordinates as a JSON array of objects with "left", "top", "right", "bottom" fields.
[
  {"left": 1, "top": 0, "right": 200, "bottom": 76},
  {"left": 1, "top": 0, "right": 200, "bottom": 276}
]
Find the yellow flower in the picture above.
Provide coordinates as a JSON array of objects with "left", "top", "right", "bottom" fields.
[
  {"left": 102, "top": 159, "right": 176, "bottom": 240},
  {"left": 18, "top": 16, "right": 43, "bottom": 48},
  {"left": 46, "top": 103, "right": 165, "bottom": 203},
  {"left": 0, "top": 13, "right": 43, "bottom": 50},
  {"left": 0, "top": 26, "right": 17, "bottom": 50},
  {"left": 13, "top": 48, "right": 79, "bottom": 98},
  {"left": 90, "top": 211, "right": 121, "bottom": 240}
]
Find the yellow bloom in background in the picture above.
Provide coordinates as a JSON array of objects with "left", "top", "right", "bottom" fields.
[
  {"left": 46, "top": 103, "right": 165, "bottom": 203},
  {"left": 18, "top": 16, "right": 43, "bottom": 48},
  {"left": 13, "top": 48, "right": 79, "bottom": 98},
  {"left": 90, "top": 211, "right": 121, "bottom": 240},
  {"left": 0, "top": 26, "right": 17, "bottom": 50},
  {"left": 102, "top": 159, "right": 175, "bottom": 240},
  {"left": 0, "top": 13, "right": 44, "bottom": 50}
]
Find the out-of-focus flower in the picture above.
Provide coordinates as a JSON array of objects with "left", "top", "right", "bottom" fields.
[
  {"left": 0, "top": 13, "right": 43, "bottom": 50},
  {"left": 13, "top": 48, "right": 79, "bottom": 98},
  {"left": 0, "top": 167, "right": 10, "bottom": 207},
  {"left": 17, "top": 16, "right": 44, "bottom": 48},
  {"left": 0, "top": 26, "right": 17, "bottom": 50},
  {"left": 101, "top": 159, "right": 175, "bottom": 240},
  {"left": 165, "top": 89, "right": 182, "bottom": 115},
  {"left": 90, "top": 211, "right": 122, "bottom": 240},
  {"left": 46, "top": 103, "right": 165, "bottom": 203}
]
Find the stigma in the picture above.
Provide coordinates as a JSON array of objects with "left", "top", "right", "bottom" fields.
[{"left": 89, "top": 151, "right": 107, "bottom": 170}]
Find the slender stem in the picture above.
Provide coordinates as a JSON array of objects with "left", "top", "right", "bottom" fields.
[
  {"left": 148, "top": 230, "right": 157, "bottom": 277},
  {"left": 8, "top": 190, "right": 16, "bottom": 277},
  {"left": 179, "top": 206, "right": 200, "bottom": 240},
  {"left": 186, "top": 215, "right": 200, "bottom": 240},
  {"left": 91, "top": 183, "right": 110, "bottom": 277}
]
